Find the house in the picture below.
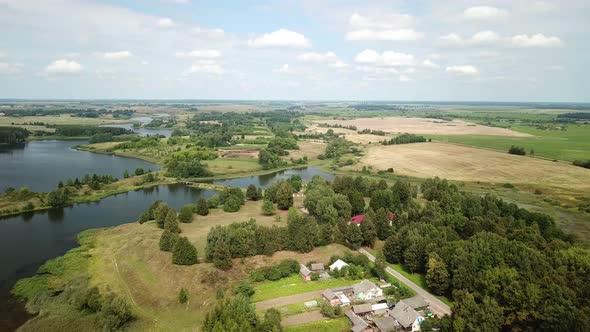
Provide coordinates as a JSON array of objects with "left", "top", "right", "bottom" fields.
[
  {"left": 389, "top": 301, "right": 424, "bottom": 332},
  {"left": 371, "top": 303, "right": 389, "bottom": 316},
  {"left": 350, "top": 213, "right": 395, "bottom": 226},
  {"left": 373, "top": 316, "right": 397, "bottom": 332},
  {"left": 322, "top": 287, "right": 352, "bottom": 306},
  {"left": 310, "top": 263, "right": 325, "bottom": 272},
  {"left": 299, "top": 264, "right": 312, "bottom": 281},
  {"left": 353, "top": 280, "right": 384, "bottom": 302},
  {"left": 352, "top": 303, "right": 373, "bottom": 316},
  {"left": 345, "top": 310, "right": 371, "bottom": 332},
  {"left": 329, "top": 259, "right": 349, "bottom": 271},
  {"left": 402, "top": 295, "right": 429, "bottom": 310}
]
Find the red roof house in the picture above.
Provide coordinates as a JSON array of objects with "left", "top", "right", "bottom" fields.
[{"left": 350, "top": 213, "right": 395, "bottom": 225}]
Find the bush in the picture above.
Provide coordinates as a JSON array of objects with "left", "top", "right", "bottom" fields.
[
  {"left": 178, "top": 205, "right": 193, "bottom": 223},
  {"left": 234, "top": 281, "right": 255, "bottom": 298},
  {"left": 261, "top": 200, "right": 276, "bottom": 216},
  {"left": 172, "top": 237, "right": 199, "bottom": 265},
  {"left": 573, "top": 160, "right": 590, "bottom": 169},
  {"left": 159, "top": 230, "right": 179, "bottom": 252},
  {"left": 196, "top": 198, "right": 209, "bottom": 215},
  {"left": 223, "top": 196, "right": 242, "bottom": 213},
  {"left": 508, "top": 145, "right": 526, "bottom": 156},
  {"left": 179, "top": 288, "right": 188, "bottom": 304},
  {"left": 98, "top": 294, "right": 134, "bottom": 331},
  {"left": 164, "top": 209, "right": 181, "bottom": 233},
  {"left": 138, "top": 212, "right": 150, "bottom": 224},
  {"left": 207, "top": 195, "right": 220, "bottom": 209},
  {"left": 502, "top": 183, "right": 515, "bottom": 189},
  {"left": 246, "top": 184, "right": 262, "bottom": 201}
]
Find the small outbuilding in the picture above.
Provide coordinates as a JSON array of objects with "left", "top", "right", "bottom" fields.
[{"left": 329, "top": 259, "right": 349, "bottom": 271}]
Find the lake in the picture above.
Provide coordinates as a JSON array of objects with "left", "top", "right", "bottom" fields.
[
  {"left": 0, "top": 140, "right": 160, "bottom": 193},
  {"left": 0, "top": 161, "right": 334, "bottom": 331},
  {"left": 101, "top": 116, "right": 173, "bottom": 137}
]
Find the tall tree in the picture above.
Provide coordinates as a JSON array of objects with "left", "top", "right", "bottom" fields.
[
  {"left": 196, "top": 198, "right": 209, "bottom": 216},
  {"left": 178, "top": 205, "right": 193, "bottom": 223},
  {"left": 360, "top": 217, "right": 377, "bottom": 247},
  {"left": 426, "top": 253, "right": 450, "bottom": 295},
  {"left": 172, "top": 237, "right": 199, "bottom": 265},
  {"left": 275, "top": 181, "right": 294, "bottom": 210}
]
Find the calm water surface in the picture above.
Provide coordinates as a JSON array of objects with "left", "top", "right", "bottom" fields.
[{"left": 0, "top": 140, "right": 160, "bottom": 193}]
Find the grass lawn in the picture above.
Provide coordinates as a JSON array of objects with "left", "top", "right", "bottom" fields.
[
  {"left": 252, "top": 275, "right": 365, "bottom": 302},
  {"left": 257, "top": 299, "right": 321, "bottom": 317},
  {"left": 430, "top": 124, "right": 590, "bottom": 162},
  {"left": 284, "top": 317, "right": 350, "bottom": 332},
  {"left": 205, "top": 157, "right": 262, "bottom": 175}
]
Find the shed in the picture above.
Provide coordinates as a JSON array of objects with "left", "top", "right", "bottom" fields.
[
  {"left": 310, "top": 263, "right": 325, "bottom": 272},
  {"left": 329, "top": 259, "right": 349, "bottom": 271},
  {"left": 352, "top": 303, "right": 373, "bottom": 315},
  {"left": 373, "top": 316, "right": 397, "bottom": 332}
]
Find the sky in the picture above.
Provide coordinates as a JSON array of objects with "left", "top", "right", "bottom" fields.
[{"left": 0, "top": 0, "right": 588, "bottom": 101}]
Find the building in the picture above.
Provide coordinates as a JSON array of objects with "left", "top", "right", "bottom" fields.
[
  {"left": 352, "top": 303, "right": 373, "bottom": 317},
  {"left": 310, "top": 263, "right": 325, "bottom": 272},
  {"left": 299, "top": 264, "right": 312, "bottom": 281},
  {"left": 345, "top": 310, "right": 372, "bottom": 332},
  {"left": 322, "top": 287, "right": 352, "bottom": 306},
  {"left": 402, "top": 295, "right": 429, "bottom": 310},
  {"left": 349, "top": 212, "right": 395, "bottom": 226},
  {"left": 389, "top": 301, "right": 424, "bottom": 332},
  {"left": 373, "top": 316, "right": 397, "bottom": 332},
  {"left": 329, "top": 259, "right": 349, "bottom": 271},
  {"left": 353, "top": 280, "right": 384, "bottom": 302},
  {"left": 371, "top": 303, "right": 389, "bottom": 316}
]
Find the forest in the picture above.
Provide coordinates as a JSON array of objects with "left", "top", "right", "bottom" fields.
[{"left": 0, "top": 126, "right": 29, "bottom": 144}]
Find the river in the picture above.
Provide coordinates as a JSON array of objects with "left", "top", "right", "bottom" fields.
[{"left": 0, "top": 140, "right": 333, "bottom": 331}]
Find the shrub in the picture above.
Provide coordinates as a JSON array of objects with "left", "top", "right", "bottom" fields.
[
  {"left": 159, "top": 230, "right": 179, "bottom": 252},
  {"left": 223, "top": 196, "right": 242, "bottom": 213},
  {"left": 234, "top": 281, "right": 255, "bottom": 298},
  {"left": 172, "top": 237, "right": 199, "bottom": 265},
  {"left": 178, "top": 205, "right": 193, "bottom": 223},
  {"left": 246, "top": 184, "right": 262, "bottom": 201},
  {"left": 164, "top": 209, "right": 181, "bottom": 233},
  {"left": 196, "top": 198, "right": 209, "bottom": 215},
  {"left": 261, "top": 200, "right": 275, "bottom": 216},
  {"left": 138, "top": 212, "right": 150, "bottom": 224},
  {"left": 98, "top": 294, "right": 134, "bottom": 331},
  {"left": 502, "top": 183, "right": 515, "bottom": 189},
  {"left": 508, "top": 145, "right": 526, "bottom": 156},
  {"left": 179, "top": 288, "right": 188, "bottom": 304},
  {"left": 207, "top": 195, "right": 220, "bottom": 209}
]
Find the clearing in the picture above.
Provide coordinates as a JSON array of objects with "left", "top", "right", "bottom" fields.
[
  {"left": 353, "top": 142, "right": 590, "bottom": 191},
  {"left": 316, "top": 117, "right": 530, "bottom": 137}
]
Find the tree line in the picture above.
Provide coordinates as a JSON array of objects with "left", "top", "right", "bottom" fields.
[
  {"left": 0, "top": 126, "right": 29, "bottom": 144},
  {"left": 382, "top": 133, "right": 428, "bottom": 145}
]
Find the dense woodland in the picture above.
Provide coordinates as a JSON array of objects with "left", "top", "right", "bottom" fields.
[
  {"left": 203, "top": 174, "right": 589, "bottom": 331},
  {"left": 0, "top": 126, "right": 29, "bottom": 144}
]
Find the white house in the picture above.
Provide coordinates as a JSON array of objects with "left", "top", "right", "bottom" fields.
[
  {"left": 389, "top": 301, "right": 424, "bottom": 332},
  {"left": 353, "top": 280, "right": 383, "bottom": 301},
  {"left": 329, "top": 259, "right": 349, "bottom": 271}
]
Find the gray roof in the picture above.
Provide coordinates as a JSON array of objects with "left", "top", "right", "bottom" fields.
[
  {"left": 389, "top": 301, "right": 421, "bottom": 328},
  {"left": 345, "top": 310, "right": 369, "bottom": 332},
  {"left": 299, "top": 264, "right": 311, "bottom": 277},
  {"left": 353, "top": 280, "right": 379, "bottom": 295},
  {"left": 352, "top": 303, "right": 372, "bottom": 314},
  {"left": 373, "top": 316, "right": 397, "bottom": 332},
  {"left": 322, "top": 289, "right": 337, "bottom": 300},
  {"left": 403, "top": 295, "right": 429, "bottom": 309},
  {"left": 311, "top": 263, "right": 325, "bottom": 271}
]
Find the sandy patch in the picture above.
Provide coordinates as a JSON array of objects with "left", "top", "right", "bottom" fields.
[
  {"left": 316, "top": 117, "right": 531, "bottom": 137},
  {"left": 218, "top": 148, "right": 259, "bottom": 158},
  {"left": 354, "top": 143, "right": 590, "bottom": 190}
]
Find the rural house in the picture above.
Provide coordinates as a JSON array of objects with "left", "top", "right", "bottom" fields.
[
  {"left": 329, "top": 259, "right": 349, "bottom": 271},
  {"left": 299, "top": 264, "right": 312, "bottom": 281},
  {"left": 322, "top": 287, "right": 352, "bottom": 306},
  {"left": 353, "top": 280, "right": 384, "bottom": 302},
  {"left": 345, "top": 310, "right": 372, "bottom": 332},
  {"left": 349, "top": 212, "right": 395, "bottom": 226},
  {"left": 389, "top": 301, "right": 424, "bottom": 332}
]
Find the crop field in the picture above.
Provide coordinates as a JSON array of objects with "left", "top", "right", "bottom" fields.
[
  {"left": 353, "top": 142, "right": 590, "bottom": 191},
  {"left": 316, "top": 117, "right": 530, "bottom": 137},
  {"left": 431, "top": 124, "right": 590, "bottom": 162}
]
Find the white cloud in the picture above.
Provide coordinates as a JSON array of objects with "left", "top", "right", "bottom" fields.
[
  {"left": 463, "top": 6, "right": 508, "bottom": 20},
  {"left": 399, "top": 74, "right": 411, "bottom": 82},
  {"left": 175, "top": 49, "right": 222, "bottom": 58},
  {"left": 446, "top": 65, "right": 479, "bottom": 75},
  {"left": 330, "top": 60, "right": 349, "bottom": 69},
  {"left": 421, "top": 59, "right": 440, "bottom": 69},
  {"left": 274, "top": 64, "right": 292, "bottom": 73},
  {"left": 298, "top": 51, "right": 336, "bottom": 62},
  {"left": 161, "top": 0, "right": 191, "bottom": 3},
  {"left": 0, "top": 62, "right": 22, "bottom": 75},
  {"left": 190, "top": 27, "right": 226, "bottom": 39},
  {"left": 438, "top": 33, "right": 464, "bottom": 47},
  {"left": 511, "top": 34, "right": 562, "bottom": 48},
  {"left": 355, "top": 66, "right": 398, "bottom": 74},
  {"left": 346, "top": 13, "right": 423, "bottom": 41},
  {"left": 103, "top": 50, "right": 132, "bottom": 60},
  {"left": 185, "top": 59, "right": 224, "bottom": 75},
  {"left": 471, "top": 30, "right": 500, "bottom": 44},
  {"left": 248, "top": 29, "right": 311, "bottom": 48},
  {"left": 44, "top": 59, "right": 83, "bottom": 74},
  {"left": 156, "top": 17, "right": 175, "bottom": 28},
  {"left": 355, "top": 49, "right": 415, "bottom": 67}
]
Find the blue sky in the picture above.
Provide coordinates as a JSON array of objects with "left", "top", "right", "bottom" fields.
[{"left": 0, "top": 0, "right": 588, "bottom": 101}]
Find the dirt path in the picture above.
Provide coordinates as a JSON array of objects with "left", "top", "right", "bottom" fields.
[
  {"left": 255, "top": 290, "right": 323, "bottom": 310},
  {"left": 359, "top": 248, "right": 452, "bottom": 317},
  {"left": 281, "top": 311, "right": 325, "bottom": 327}
]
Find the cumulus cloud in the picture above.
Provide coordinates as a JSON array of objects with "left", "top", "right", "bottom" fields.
[
  {"left": 446, "top": 65, "right": 479, "bottom": 75},
  {"left": 438, "top": 33, "right": 464, "bottom": 47},
  {"left": 421, "top": 59, "right": 440, "bottom": 69},
  {"left": 175, "top": 49, "right": 222, "bottom": 58},
  {"left": 355, "top": 49, "right": 415, "bottom": 67},
  {"left": 330, "top": 60, "right": 349, "bottom": 69},
  {"left": 0, "top": 62, "right": 23, "bottom": 75},
  {"left": 156, "top": 17, "right": 175, "bottom": 28},
  {"left": 471, "top": 30, "right": 500, "bottom": 44},
  {"left": 103, "top": 50, "right": 133, "bottom": 60},
  {"left": 274, "top": 64, "right": 293, "bottom": 73},
  {"left": 298, "top": 51, "right": 337, "bottom": 62},
  {"left": 190, "top": 27, "right": 226, "bottom": 39},
  {"left": 511, "top": 33, "right": 562, "bottom": 48},
  {"left": 44, "top": 59, "right": 83, "bottom": 74},
  {"left": 463, "top": 6, "right": 508, "bottom": 20},
  {"left": 186, "top": 61, "right": 224, "bottom": 75},
  {"left": 346, "top": 13, "right": 423, "bottom": 41},
  {"left": 248, "top": 29, "right": 311, "bottom": 48}
]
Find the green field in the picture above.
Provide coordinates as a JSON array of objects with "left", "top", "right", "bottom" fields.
[
  {"left": 252, "top": 275, "right": 365, "bottom": 302},
  {"left": 284, "top": 317, "right": 350, "bottom": 332},
  {"left": 431, "top": 124, "right": 590, "bottom": 162}
]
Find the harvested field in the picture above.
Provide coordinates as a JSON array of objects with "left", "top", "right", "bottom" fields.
[
  {"left": 286, "top": 141, "right": 327, "bottom": 159},
  {"left": 218, "top": 148, "right": 259, "bottom": 158},
  {"left": 316, "top": 117, "right": 531, "bottom": 137},
  {"left": 354, "top": 143, "right": 590, "bottom": 191},
  {"left": 304, "top": 125, "right": 387, "bottom": 144}
]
